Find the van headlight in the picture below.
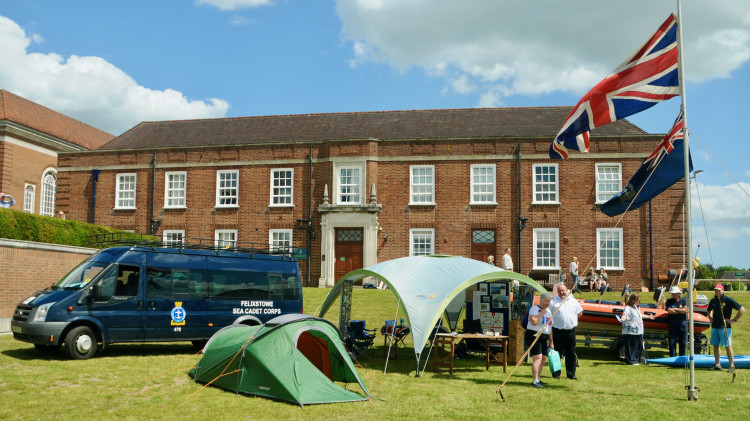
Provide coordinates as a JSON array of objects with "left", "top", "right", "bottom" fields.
[{"left": 33, "top": 302, "right": 55, "bottom": 322}]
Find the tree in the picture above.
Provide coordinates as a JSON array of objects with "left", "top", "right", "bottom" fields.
[
  {"left": 695, "top": 264, "right": 714, "bottom": 280},
  {"left": 715, "top": 266, "right": 740, "bottom": 278}
]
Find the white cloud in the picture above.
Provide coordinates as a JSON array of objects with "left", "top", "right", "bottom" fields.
[
  {"left": 195, "top": 0, "right": 274, "bottom": 11},
  {"left": 449, "top": 74, "right": 476, "bottom": 95},
  {"left": 691, "top": 182, "right": 750, "bottom": 240},
  {"left": 0, "top": 16, "right": 229, "bottom": 135},
  {"left": 229, "top": 15, "right": 253, "bottom": 26},
  {"left": 335, "top": 0, "right": 750, "bottom": 103}
]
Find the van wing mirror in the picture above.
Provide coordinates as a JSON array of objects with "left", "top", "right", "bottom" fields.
[{"left": 92, "top": 283, "right": 102, "bottom": 301}]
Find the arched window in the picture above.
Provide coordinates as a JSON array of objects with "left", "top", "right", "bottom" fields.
[
  {"left": 24, "top": 184, "right": 35, "bottom": 214},
  {"left": 40, "top": 171, "right": 56, "bottom": 217}
]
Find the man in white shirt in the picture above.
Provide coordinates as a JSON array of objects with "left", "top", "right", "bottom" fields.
[
  {"left": 502, "top": 248, "right": 513, "bottom": 271},
  {"left": 549, "top": 283, "right": 583, "bottom": 379}
]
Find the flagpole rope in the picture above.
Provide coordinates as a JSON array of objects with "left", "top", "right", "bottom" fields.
[{"left": 688, "top": 128, "right": 750, "bottom": 199}]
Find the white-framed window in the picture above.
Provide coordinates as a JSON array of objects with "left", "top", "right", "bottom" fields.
[
  {"left": 23, "top": 184, "right": 35, "bottom": 214},
  {"left": 409, "top": 229, "right": 435, "bottom": 256},
  {"left": 164, "top": 171, "right": 187, "bottom": 208},
  {"left": 597, "top": 228, "right": 624, "bottom": 270},
  {"left": 115, "top": 173, "right": 136, "bottom": 210},
  {"left": 163, "top": 230, "right": 185, "bottom": 246},
  {"left": 269, "top": 229, "right": 293, "bottom": 253},
  {"left": 216, "top": 170, "right": 239, "bottom": 207},
  {"left": 410, "top": 165, "right": 435, "bottom": 205},
  {"left": 40, "top": 170, "right": 57, "bottom": 216},
  {"left": 532, "top": 164, "right": 559, "bottom": 204},
  {"left": 470, "top": 164, "right": 496, "bottom": 204},
  {"left": 215, "top": 229, "right": 237, "bottom": 249},
  {"left": 595, "top": 164, "right": 622, "bottom": 204},
  {"left": 270, "top": 168, "right": 294, "bottom": 206},
  {"left": 337, "top": 165, "right": 362, "bottom": 205},
  {"left": 532, "top": 228, "right": 559, "bottom": 270}
]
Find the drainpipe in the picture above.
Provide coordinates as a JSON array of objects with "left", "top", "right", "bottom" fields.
[
  {"left": 517, "top": 143, "right": 527, "bottom": 274},
  {"left": 307, "top": 146, "right": 313, "bottom": 287},
  {"left": 91, "top": 169, "right": 100, "bottom": 224},
  {"left": 150, "top": 153, "right": 158, "bottom": 235},
  {"left": 649, "top": 200, "right": 654, "bottom": 291}
]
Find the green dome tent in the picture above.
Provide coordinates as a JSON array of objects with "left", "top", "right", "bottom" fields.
[
  {"left": 317, "top": 255, "right": 545, "bottom": 374},
  {"left": 188, "top": 314, "right": 370, "bottom": 406}
]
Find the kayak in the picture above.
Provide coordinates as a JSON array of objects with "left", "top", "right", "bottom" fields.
[{"left": 647, "top": 354, "right": 750, "bottom": 368}]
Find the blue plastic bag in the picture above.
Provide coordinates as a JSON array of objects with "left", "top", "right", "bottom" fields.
[{"left": 548, "top": 349, "right": 562, "bottom": 373}]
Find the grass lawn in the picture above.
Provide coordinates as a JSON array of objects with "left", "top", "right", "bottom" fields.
[{"left": 1, "top": 289, "right": 748, "bottom": 420}]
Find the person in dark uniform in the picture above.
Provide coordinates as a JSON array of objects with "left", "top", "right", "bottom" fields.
[
  {"left": 665, "top": 286, "right": 688, "bottom": 357},
  {"left": 707, "top": 284, "right": 745, "bottom": 372}
]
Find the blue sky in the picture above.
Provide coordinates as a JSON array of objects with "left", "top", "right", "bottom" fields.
[{"left": 1, "top": 0, "right": 748, "bottom": 269}]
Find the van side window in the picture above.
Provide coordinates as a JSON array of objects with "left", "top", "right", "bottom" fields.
[
  {"left": 147, "top": 267, "right": 207, "bottom": 299},
  {"left": 115, "top": 266, "right": 140, "bottom": 297},
  {"left": 189, "top": 270, "right": 207, "bottom": 299},
  {"left": 268, "top": 273, "right": 299, "bottom": 301},
  {"left": 96, "top": 264, "right": 140, "bottom": 301},
  {"left": 209, "top": 270, "right": 269, "bottom": 300},
  {"left": 147, "top": 267, "right": 172, "bottom": 299}
]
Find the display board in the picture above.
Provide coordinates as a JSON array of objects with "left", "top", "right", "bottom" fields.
[{"left": 465, "top": 281, "right": 510, "bottom": 336}]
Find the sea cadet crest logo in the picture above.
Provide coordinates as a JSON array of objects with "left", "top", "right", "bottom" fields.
[{"left": 171, "top": 301, "right": 186, "bottom": 326}]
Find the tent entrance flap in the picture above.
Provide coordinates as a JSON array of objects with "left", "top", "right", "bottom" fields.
[{"left": 297, "top": 331, "right": 333, "bottom": 381}]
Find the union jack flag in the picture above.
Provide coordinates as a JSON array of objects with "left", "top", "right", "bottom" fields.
[
  {"left": 550, "top": 13, "right": 680, "bottom": 159},
  {"left": 600, "top": 109, "right": 691, "bottom": 217}
]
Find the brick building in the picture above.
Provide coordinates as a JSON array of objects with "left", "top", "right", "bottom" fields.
[
  {"left": 56, "top": 107, "right": 686, "bottom": 289},
  {"left": 0, "top": 89, "right": 113, "bottom": 215}
]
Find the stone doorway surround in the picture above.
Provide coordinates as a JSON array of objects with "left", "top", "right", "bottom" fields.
[{"left": 318, "top": 183, "right": 382, "bottom": 287}]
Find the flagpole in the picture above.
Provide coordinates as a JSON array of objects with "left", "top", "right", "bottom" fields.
[{"left": 676, "top": 0, "right": 698, "bottom": 401}]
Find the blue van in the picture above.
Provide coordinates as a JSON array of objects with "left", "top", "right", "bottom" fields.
[{"left": 11, "top": 242, "right": 303, "bottom": 359}]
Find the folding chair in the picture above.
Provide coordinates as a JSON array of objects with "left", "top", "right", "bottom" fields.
[
  {"left": 347, "top": 320, "right": 376, "bottom": 362},
  {"left": 382, "top": 320, "right": 411, "bottom": 358}
]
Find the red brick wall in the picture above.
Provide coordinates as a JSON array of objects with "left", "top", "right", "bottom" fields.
[
  {"left": 0, "top": 240, "right": 95, "bottom": 322},
  {"left": 57, "top": 134, "right": 685, "bottom": 289},
  {"left": 0, "top": 139, "right": 57, "bottom": 214}
]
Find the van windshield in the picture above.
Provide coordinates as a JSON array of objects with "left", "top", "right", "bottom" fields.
[{"left": 55, "top": 259, "right": 110, "bottom": 290}]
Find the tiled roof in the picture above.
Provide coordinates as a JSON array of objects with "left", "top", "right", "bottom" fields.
[
  {"left": 99, "top": 107, "right": 650, "bottom": 150},
  {"left": 0, "top": 89, "right": 114, "bottom": 150}
]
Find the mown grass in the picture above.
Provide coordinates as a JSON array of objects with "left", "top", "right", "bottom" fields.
[{"left": 1, "top": 289, "right": 748, "bottom": 421}]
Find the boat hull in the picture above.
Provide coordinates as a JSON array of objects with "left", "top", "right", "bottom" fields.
[{"left": 577, "top": 299, "right": 710, "bottom": 338}]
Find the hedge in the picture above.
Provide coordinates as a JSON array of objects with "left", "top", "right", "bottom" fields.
[{"left": 0, "top": 208, "right": 131, "bottom": 248}]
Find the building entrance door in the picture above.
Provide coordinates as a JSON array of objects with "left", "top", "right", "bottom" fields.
[
  {"left": 335, "top": 228, "right": 363, "bottom": 283},
  {"left": 471, "top": 229, "right": 496, "bottom": 264}
]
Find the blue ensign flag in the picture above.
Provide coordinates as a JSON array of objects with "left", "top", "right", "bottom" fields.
[{"left": 601, "top": 110, "right": 692, "bottom": 216}]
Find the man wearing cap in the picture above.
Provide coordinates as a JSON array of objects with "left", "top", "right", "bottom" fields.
[
  {"left": 707, "top": 284, "right": 745, "bottom": 372},
  {"left": 665, "top": 286, "right": 688, "bottom": 357}
]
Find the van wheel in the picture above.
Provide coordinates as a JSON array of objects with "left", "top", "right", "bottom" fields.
[
  {"left": 64, "top": 326, "right": 98, "bottom": 359},
  {"left": 34, "top": 344, "right": 61, "bottom": 354},
  {"left": 191, "top": 340, "right": 207, "bottom": 351}
]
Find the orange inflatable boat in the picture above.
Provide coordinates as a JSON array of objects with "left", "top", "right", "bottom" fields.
[{"left": 577, "top": 299, "right": 710, "bottom": 337}]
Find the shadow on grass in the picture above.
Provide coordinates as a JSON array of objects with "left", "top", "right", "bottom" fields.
[
  {"left": 2, "top": 347, "right": 68, "bottom": 361},
  {"left": 2, "top": 342, "right": 199, "bottom": 361}
]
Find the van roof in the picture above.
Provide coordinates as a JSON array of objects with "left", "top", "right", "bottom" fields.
[
  {"left": 90, "top": 233, "right": 298, "bottom": 261},
  {"left": 102, "top": 246, "right": 298, "bottom": 262}
]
